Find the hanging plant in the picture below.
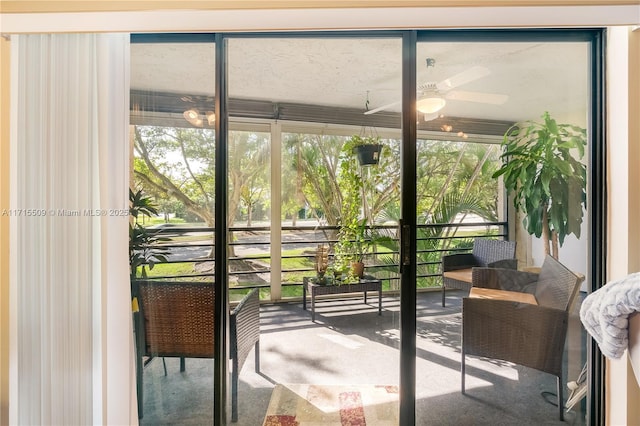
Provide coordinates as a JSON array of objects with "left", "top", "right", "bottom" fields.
[
  {"left": 346, "top": 134, "right": 384, "bottom": 166},
  {"left": 334, "top": 138, "right": 391, "bottom": 280}
]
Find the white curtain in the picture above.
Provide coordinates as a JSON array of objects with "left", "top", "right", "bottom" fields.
[{"left": 10, "top": 34, "right": 134, "bottom": 425}]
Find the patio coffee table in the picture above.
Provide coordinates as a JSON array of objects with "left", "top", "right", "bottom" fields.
[{"left": 302, "top": 276, "right": 382, "bottom": 322}]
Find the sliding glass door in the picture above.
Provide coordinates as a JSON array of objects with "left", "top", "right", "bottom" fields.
[
  {"left": 226, "top": 35, "right": 403, "bottom": 425},
  {"left": 130, "top": 36, "right": 218, "bottom": 424},
  {"left": 413, "top": 32, "right": 597, "bottom": 425},
  {"left": 130, "top": 29, "right": 603, "bottom": 425}
]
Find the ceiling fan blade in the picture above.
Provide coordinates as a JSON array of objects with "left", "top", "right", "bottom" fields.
[
  {"left": 444, "top": 90, "right": 508, "bottom": 105},
  {"left": 436, "top": 65, "right": 491, "bottom": 91},
  {"left": 363, "top": 100, "right": 401, "bottom": 115}
]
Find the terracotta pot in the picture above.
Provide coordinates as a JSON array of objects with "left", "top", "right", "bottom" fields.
[{"left": 351, "top": 261, "right": 365, "bottom": 278}]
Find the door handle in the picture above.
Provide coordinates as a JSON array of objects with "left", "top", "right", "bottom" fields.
[{"left": 398, "top": 219, "right": 411, "bottom": 273}]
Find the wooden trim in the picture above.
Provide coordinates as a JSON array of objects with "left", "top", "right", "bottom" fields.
[
  {"left": 1, "top": 1, "right": 639, "bottom": 14},
  {"left": 3, "top": 7, "right": 638, "bottom": 34}
]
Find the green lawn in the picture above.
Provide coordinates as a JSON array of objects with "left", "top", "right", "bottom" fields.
[
  {"left": 138, "top": 247, "right": 314, "bottom": 280},
  {"left": 134, "top": 262, "right": 199, "bottom": 279},
  {"left": 136, "top": 242, "right": 445, "bottom": 293}
]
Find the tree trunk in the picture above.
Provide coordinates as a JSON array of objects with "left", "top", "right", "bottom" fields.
[
  {"left": 551, "top": 231, "right": 560, "bottom": 260},
  {"left": 541, "top": 208, "right": 551, "bottom": 258}
]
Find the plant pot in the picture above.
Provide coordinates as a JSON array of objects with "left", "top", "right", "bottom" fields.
[
  {"left": 351, "top": 261, "right": 365, "bottom": 279},
  {"left": 354, "top": 144, "right": 383, "bottom": 166}
]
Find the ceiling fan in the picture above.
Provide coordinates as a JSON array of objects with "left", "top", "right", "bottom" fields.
[{"left": 364, "top": 58, "right": 508, "bottom": 118}]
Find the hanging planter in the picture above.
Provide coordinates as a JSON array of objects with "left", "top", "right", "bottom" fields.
[
  {"left": 354, "top": 143, "right": 383, "bottom": 166},
  {"left": 347, "top": 135, "right": 383, "bottom": 166}
]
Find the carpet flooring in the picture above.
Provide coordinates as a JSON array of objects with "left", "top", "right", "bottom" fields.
[{"left": 139, "top": 289, "right": 587, "bottom": 425}]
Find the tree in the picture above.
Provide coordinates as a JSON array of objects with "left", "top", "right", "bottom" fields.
[
  {"left": 284, "top": 133, "right": 343, "bottom": 225},
  {"left": 285, "top": 133, "right": 401, "bottom": 228},
  {"left": 134, "top": 126, "right": 270, "bottom": 229},
  {"left": 134, "top": 126, "right": 271, "bottom": 260},
  {"left": 415, "top": 139, "right": 498, "bottom": 219},
  {"left": 227, "top": 131, "right": 271, "bottom": 228},
  {"left": 134, "top": 126, "right": 215, "bottom": 226},
  {"left": 240, "top": 179, "right": 267, "bottom": 226}
]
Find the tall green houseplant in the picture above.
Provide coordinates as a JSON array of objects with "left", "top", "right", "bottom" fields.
[
  {"left": 129, "top": 189, "right": 169, "bottom": 281},
  {"left": 492, "top": 111, "right": 587, "bottom": 260}
]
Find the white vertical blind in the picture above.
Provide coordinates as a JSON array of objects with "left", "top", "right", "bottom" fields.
[{"left": 11, "top": 33, "right": 133, "bottom": 425}]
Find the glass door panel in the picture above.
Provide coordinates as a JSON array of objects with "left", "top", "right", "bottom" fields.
[
  {"left": 415, "top": 38, "right": 590, "bottom": 425},
  {"left": 128, "top": 31, "right": 598, "bottom": 425},
  {"left": 227, "top": 36, "right": 403, "bottom": 425},
  {"left": 130, "top": 39, "right": 217, "bottom": 424}
]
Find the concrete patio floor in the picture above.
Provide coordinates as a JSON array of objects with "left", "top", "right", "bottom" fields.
[{"left": 139, "top": 289, "right": 587, "bottom": 425}]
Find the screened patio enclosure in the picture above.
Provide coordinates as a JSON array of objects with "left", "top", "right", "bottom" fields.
[{"left": 130, "top": 30, "right": 598, "bottom": 425}]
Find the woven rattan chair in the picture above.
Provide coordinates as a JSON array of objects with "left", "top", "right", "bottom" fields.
[
  {"left": 461, "top": 255, "right": 584, "bottom": 420},
  {"left": 441, "top": 239, "right": 517, "bottom": 306},
  {"left": 133, "top": 281, "right": 260, "bottom": 422}
]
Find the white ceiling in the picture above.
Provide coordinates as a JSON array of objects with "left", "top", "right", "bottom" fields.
[{"left": 130, "top": 36, "right": 590, "bottom": 128}]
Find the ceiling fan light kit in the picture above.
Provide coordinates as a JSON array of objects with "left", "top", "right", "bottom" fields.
[
  {"left": 416, "top": 96, "right": 446, "bottom": 114},
  {"left": 423, "top": 112, "right": 442, "bottom": 122},
  {"left": 364, "top": 58, "right": 507, "bottom": 117},
  {"left": 183, "top": 108, "right": 202, "bottom": 126},
  {"left": 182, "top": 108, "right": 216, "bottom": 127}
]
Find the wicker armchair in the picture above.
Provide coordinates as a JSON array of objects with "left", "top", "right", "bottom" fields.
[
  {"left": 461, "top": 255, "right": 584, "bottom": 420},
  {"left": 132, "top": 281, "right": 260, "bottom": 422},
  {"left": 441, "top": 239, "right": 517, "bottom": 306}
]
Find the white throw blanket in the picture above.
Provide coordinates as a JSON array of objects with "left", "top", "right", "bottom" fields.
[{"left": 580, "top": 272, "right": 640, "bottom": 359}]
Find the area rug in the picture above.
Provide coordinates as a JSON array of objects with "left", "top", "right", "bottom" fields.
[{"left": 262, "top": 383, "right": 399, "bottom": 426}]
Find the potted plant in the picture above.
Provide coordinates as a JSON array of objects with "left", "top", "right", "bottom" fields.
[
  {"left": 129, "top": 189, "right": 170, "bottom": 282},
  {"left": 331, "top": 252, "right": 351, "bottom": 282},
  {"left": 336, "top": 218, "right": 370, "bottom": 279},
  {"left": 492, "top": 111, "right": 587, "bottom": 260},
  {"left": 346, "top": 134, "right": 384, "bottom": 166}
]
